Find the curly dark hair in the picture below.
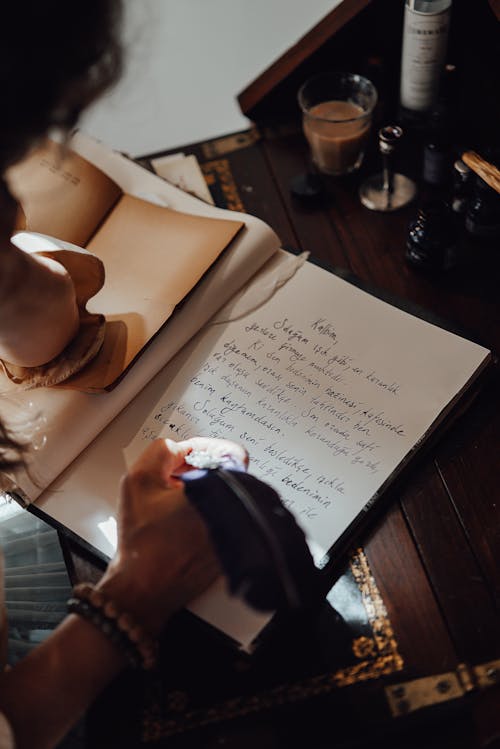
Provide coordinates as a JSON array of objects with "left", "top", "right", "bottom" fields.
[
  {"left": 0, "top": 0, "right": 123, "bottom": 173},
  {"left": 0, "top": 0, "right": 123, "bottom": 469}
]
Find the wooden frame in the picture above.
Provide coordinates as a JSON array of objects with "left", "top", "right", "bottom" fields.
[{"left": 237, "top": 0, "right": 372, "bottom": 118}]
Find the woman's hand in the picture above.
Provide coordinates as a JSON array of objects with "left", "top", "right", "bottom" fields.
[
  {"left": 98, "top": 437, "right": 248, "bottom": 635},
  {"left": 0, "top": 438, "right": 248, "bottom": 749}
]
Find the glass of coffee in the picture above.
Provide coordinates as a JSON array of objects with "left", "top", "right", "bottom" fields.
[{"left": 298, "top": 72, "right": 377, "bottom": 176}]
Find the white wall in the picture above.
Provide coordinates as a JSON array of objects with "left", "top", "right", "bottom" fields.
[{"left": 81, "top": 0, "right": 342, "bottom": 157}]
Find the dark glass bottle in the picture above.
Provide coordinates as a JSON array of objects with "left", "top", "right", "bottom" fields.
[
  {"left": 406, "top": 200, "right": 458, "bottom": 272},
  {"left": 448, "top": 159, "right": 472, "bottom": 267},
  {"left": 422, "top": 107, "right": 452, "bottom": 189},
  {"left": 464, "top": 175, "right": 500, "bottom": 246},
  {"left": 450, "top": 159, "right": 472, "bottom": 217},
  {"left": 421, "top": 64, "right": 458, "bottom": 192}
]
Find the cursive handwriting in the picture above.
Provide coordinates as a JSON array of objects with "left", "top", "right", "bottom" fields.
[{"left": 137, "top": 305, "right": 412, "bottom": 551}]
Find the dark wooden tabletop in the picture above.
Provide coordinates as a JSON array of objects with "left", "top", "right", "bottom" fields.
[
  {"left": 57, "top": 2, "right": 500, "bottom": 744},
  {"left": 59, "top": 119, "right": 498, "bottom": 749}
]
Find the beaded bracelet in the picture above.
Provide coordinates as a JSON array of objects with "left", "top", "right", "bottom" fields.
[{"left": 67, "top": 582, "right": 158, "bottom": 670}]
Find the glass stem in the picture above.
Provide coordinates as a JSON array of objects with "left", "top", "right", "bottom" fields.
[{"left": 382, "top": 153, "right": 393, "bottom": 194}]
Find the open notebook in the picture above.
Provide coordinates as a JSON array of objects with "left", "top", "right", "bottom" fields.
[
  {"left": 2, "top": 134, "right": 492, "bottom": 651},
  {"left": 7, "top": 139, "right": 245, "bottom": 392}
]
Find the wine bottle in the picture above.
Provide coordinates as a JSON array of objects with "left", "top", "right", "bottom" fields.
[
  {"left": 399, "top": 0, "right": 452, "bottom": 115},
  {"left": 421, "top": 64, "right": 457, "bottom": 190}
]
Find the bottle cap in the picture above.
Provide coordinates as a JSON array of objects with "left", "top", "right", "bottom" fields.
[{"left": 454, "top": 159, "right": 470, "bottom": 177}]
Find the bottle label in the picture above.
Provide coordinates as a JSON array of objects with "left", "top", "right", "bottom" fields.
[{"left": 400, "top": 6, "right": 451, "bottom": 112}]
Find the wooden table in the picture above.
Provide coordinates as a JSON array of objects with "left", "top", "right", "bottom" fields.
[{"left": 66, "top": 125, "right": 500, "bottom": 749}]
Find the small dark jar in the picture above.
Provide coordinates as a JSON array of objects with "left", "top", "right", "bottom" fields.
[
  {"left": 465, "top": 176, "right": 500, "bottom": 246},
  {"left": 406, "top": 200, "right": 458, "bottom": 273}
]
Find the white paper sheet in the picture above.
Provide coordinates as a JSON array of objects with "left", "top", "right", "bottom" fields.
[{"left": 126, "top": 261, "right": 490, "bottom": 559}]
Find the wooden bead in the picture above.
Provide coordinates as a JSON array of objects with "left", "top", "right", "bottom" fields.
[
  {"left": 117, "top": 613, "right": 134, "bottom": 632},
  {"left": 103, "top": 600, "right": 119, "bottom": 619},
  {"left": 70, "top": 583, "right": 157, "bottom": 670}
]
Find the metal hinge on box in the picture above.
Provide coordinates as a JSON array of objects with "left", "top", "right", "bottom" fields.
[
  {"left": 201, "top": 128, "right": 261, "bottom": 159},
  {"left": 386, "top": 659, "right": 500, "bottom": 717}
]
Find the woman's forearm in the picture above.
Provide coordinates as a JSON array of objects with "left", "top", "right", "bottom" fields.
[
  {"left": 0, "top": 614, "right": 126, "bottom": 749},
  {"left": 0, "top": 242, "right": 79, "bottom": 366}
]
